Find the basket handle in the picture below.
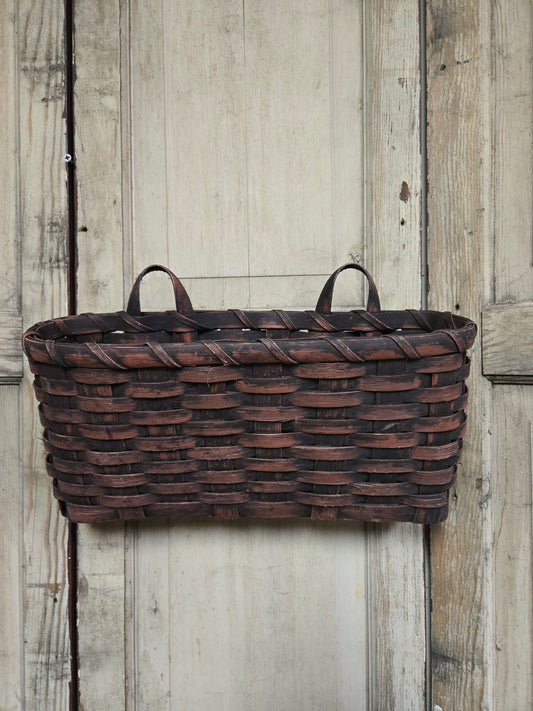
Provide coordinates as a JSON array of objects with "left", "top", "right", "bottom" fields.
[
  {"left": 316, "top": 263, "right": 381, "bottom": 313},
  {"left": 127, "top": 264, "right": 193, "bottom": 315}
]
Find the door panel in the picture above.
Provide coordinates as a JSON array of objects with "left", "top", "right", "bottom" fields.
[
  {"left": 485, "top": 2, "right": 533, "bottom": 706},
  {"left": 1, "top": 1, "right": 72, "bottom": 708},
  {"left": 73, "top": 2, "right": 426, "bottom": 709},
  {"left": 428, "top": 1, "right": 533, "bottom": 709},
  {"left": 492, "top": 386, "right": 533, "bottom": 707}
]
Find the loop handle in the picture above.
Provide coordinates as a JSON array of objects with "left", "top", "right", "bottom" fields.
[
  {"left": 316, "top": 263, "right": 381, "bottom": 314},
  {"left": 127, "top": 265, "right": 193, "bottom": 315}
]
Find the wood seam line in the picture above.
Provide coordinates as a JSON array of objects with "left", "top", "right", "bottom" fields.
[
  {"left": 64, "top": 0, "right": 80, "bottom": 709},
  {"left": 418, "top": 1, "right": 432, "bottom": 709}
]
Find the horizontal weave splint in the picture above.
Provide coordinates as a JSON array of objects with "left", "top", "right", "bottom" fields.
[{"left": 23, "top": 263, "right": 476, "bottom": 524}]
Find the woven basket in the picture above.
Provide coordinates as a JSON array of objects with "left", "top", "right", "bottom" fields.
[{"left": 23, "top": 263, "right": 476, "bottom": 524}]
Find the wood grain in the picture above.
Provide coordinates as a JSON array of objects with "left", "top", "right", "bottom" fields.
[
  {"left": 7, "top": 2, "right": 531, "bottom": 709},
  {"left": 364, "top": 2, "right": 426, "bottom": 708},
  {"left": 0, "top": 313, "right": 23, "bottom": 382},
  {"left": 0, "top": 0, "right": 22, "bottom": 385},
  {"left": 493, "top": 0, "right": 533, "bottom": 304},
  {"left": 75, "top": 0, "right": 124, "bottom": 314},
  {"left": 125, "top": 2, "right": 370, "bottom": 708},
  {"left": 163, "top": 0, "right": 248, "bottom": 281},
  {"left": 18, "top": 0, "right": 71, "bottom": 707},
  {"left": 245, "top": 0, "right": 332, "bottom": 277},
  {"left": 163, "top": 520, "right": 368, "bottom": 710},
  {"left": 482, "top": 303, "right": 533, "bottom": 379},
  {"left": 488, "top": 1, "right": 533, "bottom": 707},
  {"left": 0, "top": 0, "right": 19, "bottom": 317},
  {"left": 492, "top": 385, "right": 533, "bottom": 708},
  {"left": 426, "top": 2, "right": 492, "bottom": 708},
  {"left": 0, "top": 7, "right": 24, "bottom": 709},
  {"left": 73, "top": 0, "right": 128, "bottom": 707},
  {"left": 0, "top": 387, "right": 22, "bottom": 711}
]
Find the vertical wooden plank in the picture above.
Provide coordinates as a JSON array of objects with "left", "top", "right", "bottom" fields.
[
  {"left": 0, "top": 6, "right": 22, "bottom": 707},
  {"left": 18, "top": 0, "right": 71, "bottom": 707},
  {"left": 245, "top": 0, "right": 332, "bottom": 277},
  {"left": 489, "top": 2, "right": 533, "bottom": 706},
  {"left": 364, "top": 3, "right": 426, "bottom": 709},
  {"left": 493, "top": 0, "right": 533, "bottom": 304},
  {"left": 125, "top": 3, "right": 179, "bottom": 706},
  {"left": 73, "top": 0, "right": 128, "bottom": 708},
  {"left": 132, "top": 525, "right": 368, "bottom": 710},
  {"left": 492, "top": 386, "right": 533, "bottom": 708},
  {"left": 0, "top": 387, "right": 22, "bottom": 710},
  {"left": 244, "top": 0, "right": 365, "bottom": 307},
  {"left": 163, "top": 0, "right": 248, "bottom": 281},
  {"left": 426, "top": 2, "right": 492, "bottom": 708},
  {"left": 164, "top": 521, "right": 367, "bottom": 710},
  {"left": 329, "top": 0, "right": 365, "bottom": 272},
  {"left": 365, "top": 1, "right": 424, "bottom": 306},
  {"left": 0, "top": 0, "right": 19, "bottom": 315},
  {"left": 77, "top": 524, "right": 127, "bottom": 709},
  {"left": 125, "top": 2, "right": 246, "bottom": 706},
  {"left": 334, "top": 523, "right": 369, "bottom": 709},
  {"left": 75, "top": 0, "right": 125, "bottom": 314},
  {"left": 129, "top": 1, "right": 169, "bottom": 271},
  {"left": 130, "top": 524, "right": 171, "bottom": 710},
  {"left": 125, "top": 2, "right": 369, "bottom": 708}
]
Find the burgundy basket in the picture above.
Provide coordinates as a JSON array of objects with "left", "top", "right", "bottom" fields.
[{"left": 23, "top": 263, "right": 476, "bottom": 524}]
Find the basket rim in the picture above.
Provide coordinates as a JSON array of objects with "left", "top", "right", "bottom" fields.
[{"left": 23, "top": 308, "right": 477, "bottom": 370}]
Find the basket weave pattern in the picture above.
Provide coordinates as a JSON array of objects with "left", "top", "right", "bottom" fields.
[{"left": 23, "top": 264, "right": 476, "bottom": 524}]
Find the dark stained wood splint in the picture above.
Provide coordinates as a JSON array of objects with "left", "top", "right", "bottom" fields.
[{"left": 23, "top": 263, "right": 476, "bottom": 524}]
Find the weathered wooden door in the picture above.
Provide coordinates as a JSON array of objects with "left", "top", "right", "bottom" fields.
[
  {"left": 72, "top": 3, "right": 426, "bottom": 708},
  {"left": 1, "top": 1, "right": 531, "bottom": 710},
  {"left": 425, "top": 2, "right": 533, "bottom": 708}
]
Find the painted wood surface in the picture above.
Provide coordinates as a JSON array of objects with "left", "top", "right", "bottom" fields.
[
  {"left": 0, "top": 0, "right": 22, "bottom": 385},
  {"left": 127, "top": 2, "right": 370, "bottom": 708},
  {"left": 0, "top": 2, "right": 19, "bottom": 318},
  {"left": 73, "top": 1, "right": 129, "bottom": 707},
  {"left": 427, "top": 1, "right": 533, "bottom": 710},
  {"left": 3, "top": 0, "right": 531, "bottom": 709},
  {"left": 17, "top": 1, "right": 71, "bottom": 708},
  {"left": 72, "top": 1, "right": 426, "bottom": 709},
  {"left": 426, "top": 2, "right": 491, "bottom": 708},
  {"left": 0, "top": 313, "right": 23, "bottom": 382},
  {"left": 0, "top": 7, "right": 23, "bottom": 708},
  {"left": 364, "top": 3, "right": 426, "bottom": 709},
  {"left": 492, "top": 385, "right": 533, "bottom": 708},
  {"left": 482, "top": 304, "right": 533, "bottom": 380},
  {"left": 0, "top": 386, "right": 22, "bottom": 711},
  {"left": 492, "top": 0, "right": 533, "bottom": 305},
  {"left": 488, "top": 1, "right": 533, "bottom": 707}
]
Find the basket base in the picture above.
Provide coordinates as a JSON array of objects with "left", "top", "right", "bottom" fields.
[{"left": 57, "top": 497, "right": 449, "bottom": 525}]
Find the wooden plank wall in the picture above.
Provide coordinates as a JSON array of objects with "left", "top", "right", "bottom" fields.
[
  {"left": 0, "top": 3, "right": 22, "bottom": 706},
  {"left": 427, "top": 1, "right": 533, "bottom": 709},
  {"left": 426, "top": 2, "right": 491, "bottom": 707},
  {"left": 364, "top": 3, "right": 426, "bottom": 708},
  {"left": 2, "top": 0, "right": 531, "bottom": 709},
  {"left": 20, "top": 0, "right": 72, "bottom": 703},
  {"left": 2, "top": 1, "right": 72, "bottom": 709},
  {"left": 72, "top": 1, "right": 426, "bottom": 709},
  {"left": 489, "top": 2, "right": 533, "bottom": 704},
  {"left": 74, "top": 2, "right": 128, "bottom": 708}
]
